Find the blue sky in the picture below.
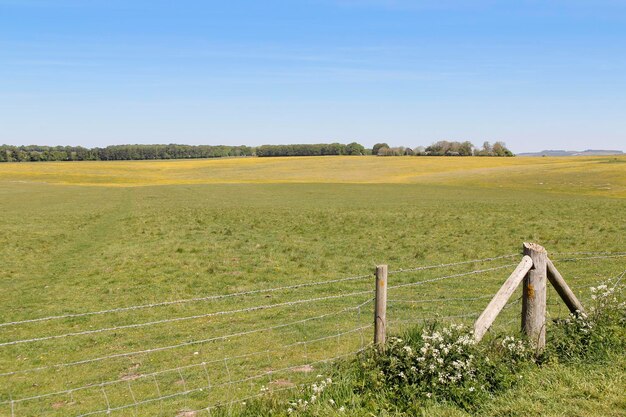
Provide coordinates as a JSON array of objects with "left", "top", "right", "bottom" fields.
[{"left": 1, "top": 0, "right": 625, "bottom": 152}]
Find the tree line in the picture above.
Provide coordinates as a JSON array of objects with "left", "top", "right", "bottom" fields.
[
  {"left": 255, "top": 142, "right": 365, "bottom": 157},
  {"left": 373, "top": 141, "right": 513, "bottom": 157},
  {"left": 0, "top": 144, "right": 254, "bottom": 162},
  {"left": 0, "top": 140, "right": 514, "bottom": 162}
]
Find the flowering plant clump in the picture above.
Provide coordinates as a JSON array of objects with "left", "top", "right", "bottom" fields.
[
  {"left": 500, "top": 336, "right": 532, "bottom": 363},
  {"left": 549, "top": 280, "right": 625, "bottom": 362},
  {"left": 356, "top": 323, "right": 533, "bottom": 411},
  {"left": 589, "top": 282, "right": 626, "bottom": 326},
  {"left": 285, "top": 375, "right": 346, "bottom": 415}
]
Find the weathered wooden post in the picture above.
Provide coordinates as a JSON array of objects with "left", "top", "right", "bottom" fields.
[
  {"left": 474, "top": 243, "right": 586, "bottom": 349},
  {"left": 522, "top": 242, "right": 547, "bottom": 351},
  {"left": 374, "top": 265, "right": 388, "bottom": 346}
]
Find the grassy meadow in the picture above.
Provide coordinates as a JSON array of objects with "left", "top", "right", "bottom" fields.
[
  {"left": 0, "top": 155, "right": 625, "bottom": 416},
  {"left": 1, "top": 155, "right": 625, "bottom": 197}
]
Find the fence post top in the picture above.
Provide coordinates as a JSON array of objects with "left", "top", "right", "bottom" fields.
[{"left": 523, "top": 242, "right": 547, "bottom": 254}]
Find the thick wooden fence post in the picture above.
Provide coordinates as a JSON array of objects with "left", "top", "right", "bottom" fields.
[
  {"left": 374, "top": 265, "right": 388, "bottom": 346},
  {"left": 522, "top": 242, "right": 547, "bottom": 351}
]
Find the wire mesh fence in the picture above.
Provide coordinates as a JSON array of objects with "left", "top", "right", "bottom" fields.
[{"left": 0, "top": 251, "right": 623, "bottom": 416}]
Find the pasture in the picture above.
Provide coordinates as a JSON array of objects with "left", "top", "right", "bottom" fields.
[
  {"left": 1, "top": 155, "right": 625, "bottom": 198},
  {"left": 0, "top": 156, "right": 625, "bottom": 416}
]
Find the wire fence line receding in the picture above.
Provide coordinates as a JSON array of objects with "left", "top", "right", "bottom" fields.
[
  {"left": 0, "top": 257, "right": 524, "bottom": 351},
  {"left": 1, "top": 251, "right": 615, "bottom": 330},
  {"left": 0, "top": 272, "right": 374, "bottom": 329},
  {"left": 0, "top": 253, "right": 531, "bottom": 329},
  {"left": 4, "top": 324, "right": 374, "bottom": 406},
  {"left": 0, "top": 290, "right": 376, "bottom": 348},
  {"left": 1, "top": 251, "right": 622, "bottom": 417},
  {"left": 0, "top": 297, "right": 375, "bottom": 378}
]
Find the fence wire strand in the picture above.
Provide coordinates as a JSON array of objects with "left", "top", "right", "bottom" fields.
[
  {"left": 550, "top": 251, "right": 626, "bottom": 256},
  {"left": 389, "top": 312, "right": 481, "bottom": 326},
  {"left": 388, "top": 295, "right": 493, "bottom": 304},
  {"left": 388, "top": 263, "right": 518, "bottom": 290},
  {"left": 388, "top": 254, "right": 519, "bottom": 275},
  {"left": 551, "top": 254, "right": 626, "bottom": 263}
]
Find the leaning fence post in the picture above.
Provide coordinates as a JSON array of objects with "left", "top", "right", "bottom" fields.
[
  {"left": 522, "top": 242, "right": 547, "bottom": 351},
  {"left": 473, "top": 255, "right": 533, "bottom": 342},
  {"left": 374, "top": 265, "right": 388, "bottom": 346},
  {"left": 546, "top": 259, "right": 585, "bottom": 315}
]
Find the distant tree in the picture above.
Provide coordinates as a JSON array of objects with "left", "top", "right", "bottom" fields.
[
  {"left": 476, "top": 141, "right": 492, "bottom": 156},
  {"left": 377, "top": 146, "right": 391, "bottom": 156},
  {"left": 492, "top": 141, "right": 513, "bottom": 157},
  {"left": 425, "top": 141, "right": 442, "bottom": 155},
  {"left": 426, "top": 141, "right": 468, "bottom": 156},
  {"left": 378, "top": 147, "right": 406, "bottom": 156},
  {"left": 459, "top": 141, "right": 473, "bottom": 156},
  {"left": 372, "top": 143, "right": 389, "bottom": 156},
  {"left": 346, "top": 142, "right": 365, "bottom": 155},
  {"left": 474, "top": 141, "right": 513, "bottom": 157},
  {"left": 16, "top": 150, "right": 29, "bottom": 161}
]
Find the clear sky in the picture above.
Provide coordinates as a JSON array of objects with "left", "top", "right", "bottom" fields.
[{"left": 1, "top": 0, "right": 625, "bottom": 153}]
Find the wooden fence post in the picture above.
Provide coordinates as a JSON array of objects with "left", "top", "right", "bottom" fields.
[
  {"left": 374, "top": 265, "right": 388, "bottom": 346},
  {"left": 522, "top": 242, "right": 547, "bottom": 351}
]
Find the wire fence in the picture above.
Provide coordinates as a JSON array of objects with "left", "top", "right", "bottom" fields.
[{"left": 0, "top": 251, "right": 623, "bottom": 416}]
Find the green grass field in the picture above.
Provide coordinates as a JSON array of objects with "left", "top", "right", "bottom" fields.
[{"left": 0, "top": 156, "right": 624, "bottom": 416}]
